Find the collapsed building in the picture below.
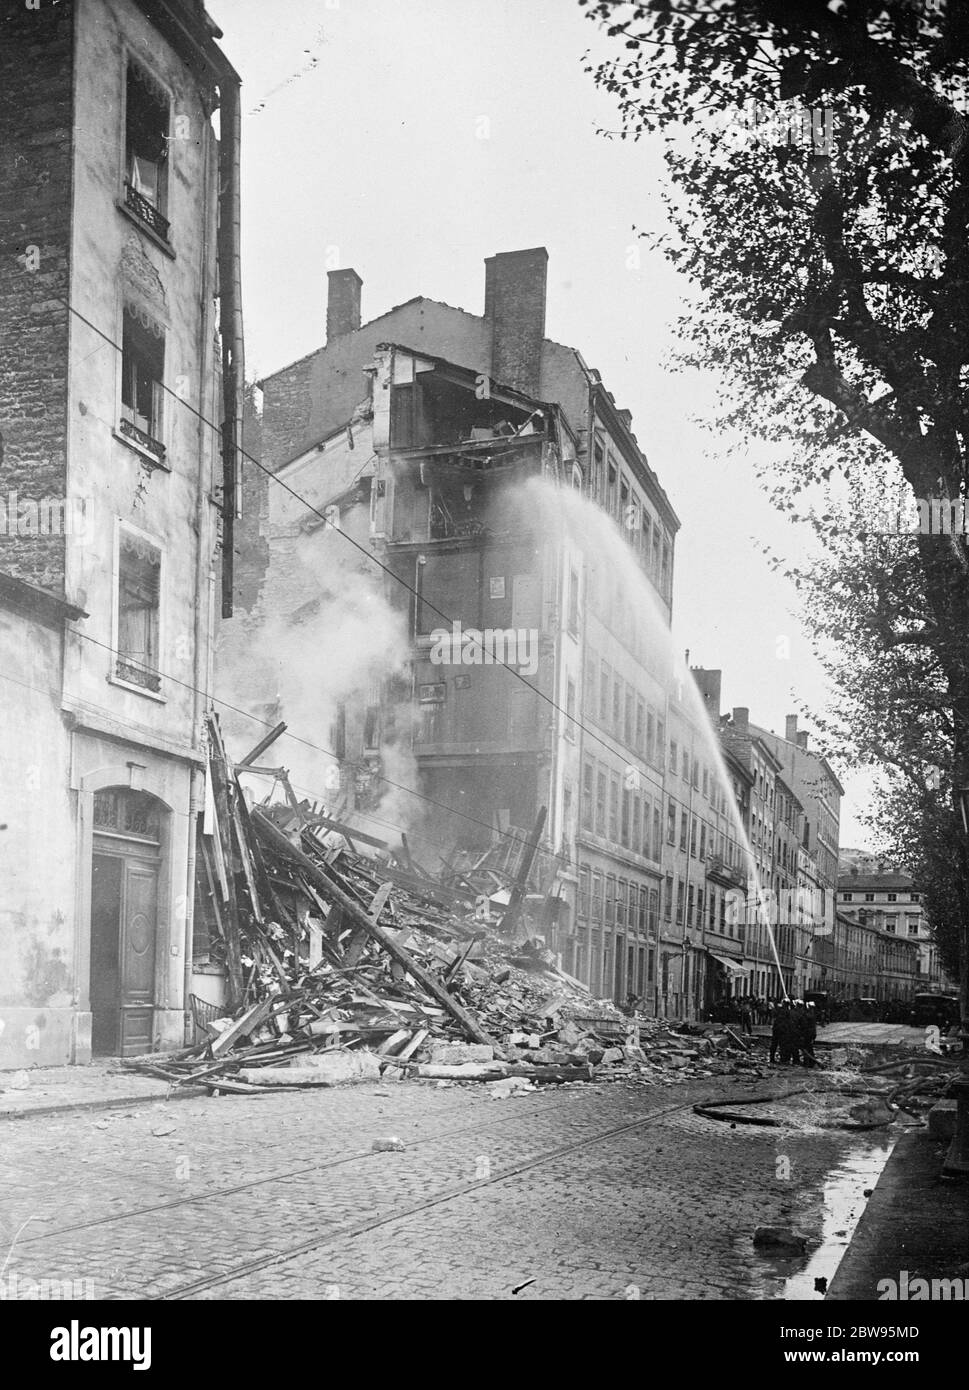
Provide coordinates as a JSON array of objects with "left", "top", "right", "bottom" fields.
[{"left": 217, "top": 249, "right": 781, "bottom": 1021}]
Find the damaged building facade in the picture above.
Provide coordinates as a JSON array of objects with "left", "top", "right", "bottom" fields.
[
  {"left": 219, "top": 248, "right": 855, "bottom": 1019},
  {"left": 0, "top": 0, "right": 242, "bottom": 1065},
  {"left": 219, "top": 248, "right": 695, "bottom": 1013}
]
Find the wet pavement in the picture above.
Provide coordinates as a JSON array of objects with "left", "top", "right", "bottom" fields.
[{"left": 0, "top": 1073, "right": 901, "bottom": 1300}]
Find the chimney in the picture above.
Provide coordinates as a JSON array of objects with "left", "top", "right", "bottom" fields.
[
  {"left": 692, "top": 668, "right": 722, "bottom": 717},
  {"left": 850, "top": 866, "right": 859, "bottom": 877},
  {"left": 785, "top": 715, "right": 798, "bottom": 742},
  {"left": 483, "top": 247, "right": 548, "bottom": 397},
  {"left": 796, "top": 731, "right": 809, "bottom": 749},
  {"left": 732, "top": 706, "right": 749, "bottom": 734},
  {"left": 326, "top": 268, "right": 362, "bottom": 342}
]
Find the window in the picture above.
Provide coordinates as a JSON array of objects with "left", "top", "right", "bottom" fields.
[
  {"left": 699, "top": 822, "right": 706, "bottom": 860},
  {"left": 655, "top": 717, "right": 665, "bottom": 766},
  {"left": 121, "top": 306, "right": 165, "bottom": 459},
  {"left": 679, "top": 809, "right": 688, "bottom": 851},
  {"left": 632, "top": 795, "right": 641, "bottom": 855},
  {"left": 664, "top": 873, "right": 673, "bottom": 921},
  {"left": 653, "top": 807, "right": 661, "bottom": 859},
  {"left": 599, "top": 663, "right": 610, "bottom": 724},
  {"left": 568, "top": 568, "right": 579, "bottom": 634},
  {"left": 887, "top": 892, "right": 897, "bottom": 902},
  {"left": 609, "top": 774, "right": 620, "bottom": 842},
  {"left": 595, "top": 771, "right": 607, "bottom": 836},
  {"left": 842, "top": 892, "right": 853, "bottom": 902},
  {"left": 885, "top": 916, "right": 897, "bottom": 934},
  {"left": 125, "top": 61, "right": 170, "bottom": 239},
  {"left": 689, "top": 816, "right": 697, "bottom": 857},
  {"left": 637, "top": 699, "right": 646, "bottom": 755},
  {"left": 363, "top": 703, "right": 380, "bottom": 750},
  {"left": 624, "top": 687, "right": 634, "bottom": 747},
  {"left": 687, "top": 884, "right": 694, "bottom": 926},
  {"left": 621, "top": 788, "right": 631, "bottom": 847},
  {"left": 581, "top": 761, "right": 594, "bottom": 830},
  {"left": 911, "top": 892, "right": 920, "bottom": 903},
  {"left": 605, "top": 875, "right": 616, "bottom": 927},
  {"left": 667, "top": 799, "right": 676, "bottom": 845},
  {"left": 682, "top": 747, "right": 689, "bottom": 779},
  {"left": 669, "top": 739, "right": 678, "bottom": 774},
  {"left": 907, "top": 921, "right": 919, "bottom": 937},
  {"left": 578, "top": 865, "right": 590, "bottom": 919},
  {"left": 117, "top": 530, "right": 161, "bottom": 692},
  {"left": 565, "top": 679, "right": 576, "bottom": 738},
  {"left": 591, "top": 871, "right": 603, "bottom": 923},
  {"left": 584, "top": 655, "right": 596, "bottom": 711},
  {"left": 612, "top": 677, "right": 621, "bottom": 731},
  {"left": 617, "top": 880, "right": 627, "bottom": 930},
  {"left": 864, "top": 892, "right": 875, "bottom": 902},
  {"left": 676, "top": 879, "right": 685, "bottom": 925}
]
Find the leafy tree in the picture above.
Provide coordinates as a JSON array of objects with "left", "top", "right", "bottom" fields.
[{"left": 582, "top": 0, "right": 969, "bottom": 1014}]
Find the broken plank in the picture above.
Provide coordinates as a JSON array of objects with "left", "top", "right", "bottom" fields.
[
  {"left": 377, "top": 1028, "right": 412, "bottom": 1056},
  {"left": 210, "top": 997, "right": 274, "bottom": 1057},
  {"left": 252, "top": 808, "right": 498, "bottom": 1048}
]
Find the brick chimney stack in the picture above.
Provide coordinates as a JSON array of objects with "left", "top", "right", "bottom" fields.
[
  {"left": 691, "top": 667, "right": 722, "bottom": 717},
  {"left": 484, "top": 247, "right": 548, "bottom": 397},
  {"left": 732, "top": 707, "right": 749, "bottom": 734},
  {"left": 796, "top": 731, "right": 809, "bottom": 749},
  {"left": 326, "top": 268, "right": 363, "bottom": 343},
  {"left": 785, "top": 714, "right": 798, "bottom": 742}
]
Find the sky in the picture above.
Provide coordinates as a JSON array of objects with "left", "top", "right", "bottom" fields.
[{"left": 207, "top": 0, "right": 874, "bottom": 846}]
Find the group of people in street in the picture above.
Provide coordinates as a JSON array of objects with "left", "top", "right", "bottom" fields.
[
  {"left": 704, "top": 996, "right": 776, "bottom": 1031},
  {"left": 768, "top": 999, "right": 818, "bottom": 1067}
]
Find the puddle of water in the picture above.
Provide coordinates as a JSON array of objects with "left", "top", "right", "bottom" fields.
[{"left": 783, "top": 1141, "right": 895, "bottom": 1299}]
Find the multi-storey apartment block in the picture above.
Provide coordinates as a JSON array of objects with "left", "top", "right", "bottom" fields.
[{"left": 0, "top": 0, "right": 242, "bottom": 1065}]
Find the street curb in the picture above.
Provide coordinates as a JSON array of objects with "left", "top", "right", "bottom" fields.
[
  {"left": 825, "top": 1129, "right": 969, "bottom": 1300},
  {"left": 0, "top": 1084, "right": 206, "bottom": 1122}
]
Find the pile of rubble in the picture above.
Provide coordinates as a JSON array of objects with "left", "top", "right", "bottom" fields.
[{"left": 124, "top": 715, "right": 758, "bottom": 1095}]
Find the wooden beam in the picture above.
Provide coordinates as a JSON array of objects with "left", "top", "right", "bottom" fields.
[
  {"left": 237, "top": 722, "right": 288, "bottom": 768},
  {"left": 252, "top": 809, "right": 498, "bottom": 1048}
]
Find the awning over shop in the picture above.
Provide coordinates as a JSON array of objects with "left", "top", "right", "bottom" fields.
[{"left": 709, "top": 952, "right": 748, "bottom": 975}]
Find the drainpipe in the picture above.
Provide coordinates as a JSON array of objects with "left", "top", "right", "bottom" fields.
[
  {"left": 216, "top": 69, "right": 244, "bottom": 618},
  {"left": 183, "top": 105, "right": 218, "bottom": 1042}
]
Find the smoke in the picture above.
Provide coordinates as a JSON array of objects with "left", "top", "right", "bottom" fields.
[{"left": 219, "top": 513, "right": 422, "bottom": 842}]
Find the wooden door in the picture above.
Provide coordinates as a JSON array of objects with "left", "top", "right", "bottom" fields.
[
  {"left": 90, "top": 848, "right": 158, "bottom": 1056},
  {"left": 120, "top": 859, "right": 157, "bottom": 1055}
]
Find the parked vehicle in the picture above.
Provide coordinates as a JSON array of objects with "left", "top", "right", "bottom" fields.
[{"left": 908, "top": 993, "right": 961, "bottom": 1030}]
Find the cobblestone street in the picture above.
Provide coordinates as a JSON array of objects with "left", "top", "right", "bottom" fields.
[{"left": 0, "top": 1076, "right": 890, "bottom": 1301}]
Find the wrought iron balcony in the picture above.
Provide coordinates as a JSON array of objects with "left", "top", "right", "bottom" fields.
[
  {"left": 119, "top": 414, "right": 166, "bottom": 464},
  {"left": 116, "top": 658, "right": 162, "bottom": 693},
  {"left": 124, "top": 181, "right": 171, "bottom": 242}
]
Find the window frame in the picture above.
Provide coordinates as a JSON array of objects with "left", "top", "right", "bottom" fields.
[
  {"left": 120, "top": 51, "right": 175, "bottom": 250},
  {"left": 111, "top": 518, "right": 166, "bottom": 700}
]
